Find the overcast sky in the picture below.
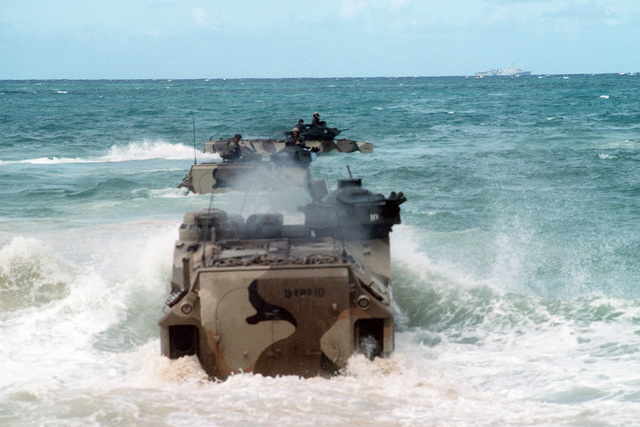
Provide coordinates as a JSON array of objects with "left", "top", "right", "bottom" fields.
[{"left": 1, "top": 0, "right": 639, "bottom": 79}]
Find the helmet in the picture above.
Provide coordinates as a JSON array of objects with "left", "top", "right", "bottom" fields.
[
  {"left": 292, "top": 127, "right": 299, "bottom": 132},
  {"left": 313, "top": 112, "right": 319, "bottom": 116}
]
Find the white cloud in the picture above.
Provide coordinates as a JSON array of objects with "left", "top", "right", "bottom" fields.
[
  {"left": 190, "top": 8, "right": 213, "bottom": 28},
  {"left": 389, "top": 0, "right": 409, "bottom": 11},
  {"left": 339, "top": 0, "right": 369, "bottom": 19},
  {"left": 485, "top": 6, "right": 514, "bottom": 25}
]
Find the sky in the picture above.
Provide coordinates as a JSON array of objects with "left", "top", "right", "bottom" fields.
[{"left": 1, "top": 0, "right": 639, "bottom": 79}]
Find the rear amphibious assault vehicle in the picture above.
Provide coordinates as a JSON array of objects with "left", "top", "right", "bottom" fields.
[
  {"left": 159, "top": 177, "right": 406, "bottom": 379},
  {"left": 204, "top": 125, "right": 373, "bottom": 156}
]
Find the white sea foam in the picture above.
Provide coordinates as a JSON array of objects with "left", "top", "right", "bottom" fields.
[
  {"left": 5, "top": 140, "right": 220, "bottom": 165},
  {"left": 387, "top": 222, "right": 640, "bottom": 420},
  {"left": 11, "top": 328, "right": 637, "bottom": 426},
  {"left": 3, "top": 216, "right": 640, "bottom": 426},
  {"left": 391, "top": 224, "right": 494, "bottom": 290},
  {"left": 0, "top": 221, "right": 177, "bottom": 389},
  {"left": 0, "top": 236, "right": 75, "bottom": 311},
  {"left": 603, "top": 139, "right": 640, "bottom": 149},
  {"left": 148, "top": 187, "right": 193, "bottom": 199}
]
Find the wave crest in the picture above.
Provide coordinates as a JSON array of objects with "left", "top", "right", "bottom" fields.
[
  {"left": 0, "top": 237, "right": 72, "bottom": 311},
  {"left": 2, "top": 140, "right": 220, "bottom": 165},
  {"left": 103, "top": 140, "right": 218, "bottom": 162}
]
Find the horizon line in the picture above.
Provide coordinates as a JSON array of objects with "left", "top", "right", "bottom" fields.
[{"left": 2, "top": 72, "right": 639, "bottom": 82}]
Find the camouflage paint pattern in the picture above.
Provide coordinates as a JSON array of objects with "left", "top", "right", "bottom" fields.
[
  {"left": 178, "top": 162, "right": 311, "bottom": 194},
  {"left": 159, "top": 209, "right": 395, "bottom": 380},
  {"left": 203, "top": 138, "right": 372, "bottom": 156}
]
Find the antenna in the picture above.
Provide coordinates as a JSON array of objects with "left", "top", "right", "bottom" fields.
[
  {"left": 192, "top": 118, "right": 197, "bottom": 165},
  {"left": 202, "top": 191, "right": 215, "bottom": 267},
  {"left": 347, "top": 165, "right": 353, "bottom": 178},
  {"left": 210, "top": 118, "right": 251, "bottom": 140}
]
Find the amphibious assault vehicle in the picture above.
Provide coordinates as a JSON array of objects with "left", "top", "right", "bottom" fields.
[
  {"left": 204, "top": 125, "right": 373, "bottom": 156},
  {"left": 181, "top": 122, "right": 373, "bottom": 194},
  {"left": 178, "top": 142, "right": 314, "bottom": 194},
  {"left": 159, "top": 177, "right": 406, "bottom": 379}
]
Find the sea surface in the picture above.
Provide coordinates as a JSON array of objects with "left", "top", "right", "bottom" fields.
[{"left": 2, "top": 74, "right": 640, "bottom": 425}]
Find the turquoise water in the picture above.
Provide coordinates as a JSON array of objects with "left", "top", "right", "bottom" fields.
[{"left": 2, "top": 75, "right": 640, "bottom": 425}]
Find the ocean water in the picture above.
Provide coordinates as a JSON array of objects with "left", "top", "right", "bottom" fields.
[{"left": 2, "top": 74, "right": 640, "bottom": 425}]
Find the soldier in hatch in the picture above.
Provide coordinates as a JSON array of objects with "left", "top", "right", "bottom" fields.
[
  {"left": 286, "top": 127, "right": 305, "bottom": 148},
  {"left": 311, "top": 112, "right": 326, "bottom": 127},
  {"left": 226, "top": 133, "right": 242, "bottom": 161}
]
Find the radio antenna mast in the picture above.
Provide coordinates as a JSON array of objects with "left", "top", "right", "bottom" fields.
[{"left": 192, "top": 118, "right": 197, "bottom": 165}]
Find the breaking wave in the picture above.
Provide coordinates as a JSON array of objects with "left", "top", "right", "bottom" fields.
[
  {"left": 0, "top": 140, "right": 220, "bottom": 165},
  {"left": 0, "top": 237, "right": 73, "bottom": 311}
]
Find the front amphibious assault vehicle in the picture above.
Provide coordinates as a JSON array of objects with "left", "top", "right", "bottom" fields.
[{"left": 159, "top": 177, "right": 406, "bottom": 379}]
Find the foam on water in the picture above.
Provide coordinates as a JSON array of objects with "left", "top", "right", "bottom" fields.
[
  {"left": 0, "top": 237, "right": 74, "bottom": 311},
  {"left": 2, "top": 221, "right": 640, "bottom": 425},
  {"left": 6, "top": 332, "right": 640, "bottom": 425},
  {"left": 0, "top": 140, "right": 220, "bottom": 166},
  {"left": 104, "top": 140, "right": 219, "bottom": 162},
  {"left": 389, "top": 221, "right": 640, "bottom": 417}
]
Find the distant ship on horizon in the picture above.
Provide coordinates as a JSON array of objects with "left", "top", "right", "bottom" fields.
[{"left": 475, "top": 67, "right": 531, "bottom": 77}]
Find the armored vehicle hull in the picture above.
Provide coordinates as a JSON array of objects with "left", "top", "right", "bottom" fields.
[
  {"left": 178, "top": 161, "right": 311, "bottom": 194},
  {"left": 160, "top": 179, "right": 405, "bottom": 379},
  {"left": 204, "top": 137, "right": 373, "bottom": 155},
  {"left": 179, "top": 147, "right": 314, "bottom": 194}
]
